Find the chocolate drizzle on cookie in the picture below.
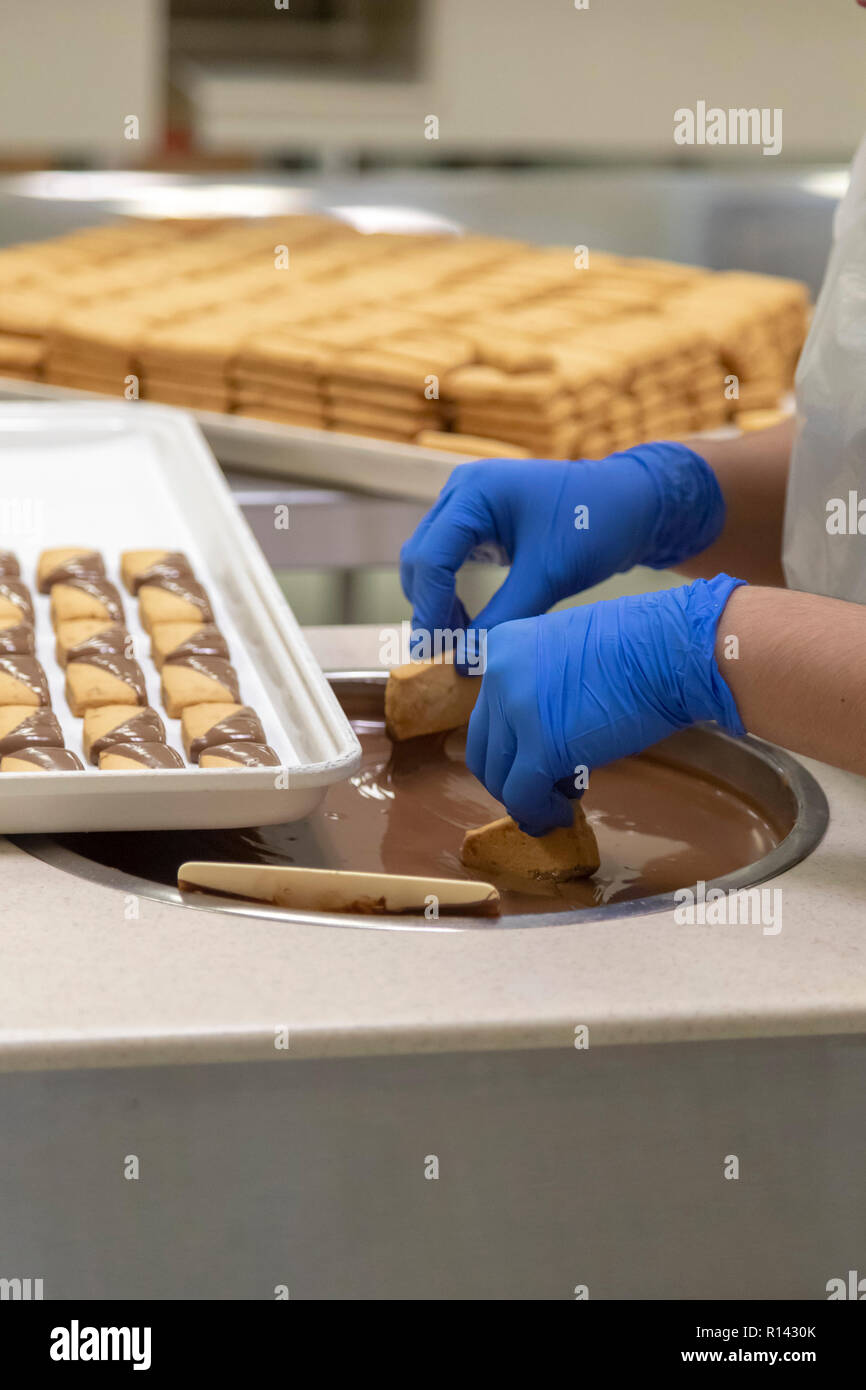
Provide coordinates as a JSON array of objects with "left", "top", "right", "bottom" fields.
[
  {"left": 202, "top": 742, "right": 280, "bottom": 767},
  {"left": 0, "top": 580, "right": 34, "bottom": 624},
  {"left": 170, "top": 654, "right": 239, "bottom": 698},
  {"left": 73, "top": 653, "right": 147, "bottom": 702},
  {"left": 0, "top": 655, "right": 50, "bottom": 704},
  {"left": 0, "top": 709, "right": 64, "bottom": 755},
  {"left": 103, "top": 742, "right": 184, "bottom": 769},
  {"left": 139, "top": 575, "right": 213, "bottom": 620},
  {"left": 38, "top": 550, "right": 105, "bottom": 593},
  {"left": 9, "top": 746, "right": 83, "bottom": 771},
  {"left": 89, "top": 707, "right": 166, "bottom": 761},
  {"left": 130, "top": 552, "right": 194, "bottom": 594},
  {"left": 65, "top": 625, "right": 131, "bottom": 665},
  {"left": 189, "top": 706, "right": 265, "bottom": 761},
  {"left": 162, "top": 624, "right": 229, "bottom": 665},
  {"left": 0, "top": 623, "right": 35, "bottom": 655},
  {"left": 58, "top": 576, "right": 125, "bottom": 622}
]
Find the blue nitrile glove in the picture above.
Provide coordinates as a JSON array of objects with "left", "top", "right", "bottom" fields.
[
  {"left": 400, "top": 444, "right": 726, "bottom": 656},
  {"left": 465, "top": 574, "right": 746, "bottom": 837}
]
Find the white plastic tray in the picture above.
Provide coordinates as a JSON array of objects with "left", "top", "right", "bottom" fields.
[
  {"left": 0, "top": 378, "right": 463, "bottom": 502},
  {"left": 0, "top": 400, "right": 361, "bottom": 832}
]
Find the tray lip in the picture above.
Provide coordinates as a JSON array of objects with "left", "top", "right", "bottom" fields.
[
  {"left": 0, "top": 399, "right": 362, "bottom": 815},
  {"left": 12, "top": 671, "right": 831, "bottom": 931}
]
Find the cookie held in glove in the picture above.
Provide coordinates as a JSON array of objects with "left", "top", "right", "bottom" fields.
[
  {"left": 385, "top": 656, "right": 481, "bottom": 741},
  {"left": 461, "top": 802, "right": 600, "bottom": 883}
]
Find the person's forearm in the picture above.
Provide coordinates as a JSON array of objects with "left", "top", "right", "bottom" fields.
[
  {"left": 675, "top": 419, "right": 795, "bottom": 587},
  {"left": 716, "top": 585, "right": 866, "bottom": 774}
]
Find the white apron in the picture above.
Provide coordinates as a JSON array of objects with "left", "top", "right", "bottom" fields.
[{"left": 783, "top": 133, "right": 866, "bottom": 600}]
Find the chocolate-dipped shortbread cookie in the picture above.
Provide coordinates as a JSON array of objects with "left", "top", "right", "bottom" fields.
[
  {"left": 83, "top": 704, "right": 166, "bottom": 764},
  {"left": 181, "top": 703, "right": 266, "bottom": 762},
  {"left": 0, "top": 655, "right": 50, "bottom": 706},
  {"left": 0, "top": 551, "right": 20, "bottom": 578},
  {"left": 55, "top": 619, "right": 131, "bottom": 668},
  {"left": 1, "top": 746, "right": 84, "bottom": 772},
  {"left": 120, "top": 549, "right": 194, "bottom": 596},
  {"left": 0, "top": 706, "right": 64, "bottom": 755},
  {"left": 36, "top": 547, "right": 105, "bottom": 593},
  {"left": 150, "top": 621, "right": 228, "bottom": 671},
  {"left": 65, "top": 653, "right": 147, "bottom": 716},
  {"left": 0, "top": 579, "right": 35, "bottom": 626},
  {"left": 160, "top": 656, "right": 240, "bottom": 717},
  {"left": 138, "top": 576, "right": 213, "bottom": 633},
  {"left": 50, "top": 576, "right": 124, "bottom": 628},
  {"left": 199, "top": 742, "right": 280, "bottom": 769},
  {"left": 0, "top": 623, "right": 35, "bottom": 655},
  {"left": 98, "top": 742, "right": 184, "bottom": 770}
]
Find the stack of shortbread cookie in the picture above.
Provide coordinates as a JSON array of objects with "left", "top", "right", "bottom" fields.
[{"left": 0, "top": 215, "right": 809, "bottom": 457}]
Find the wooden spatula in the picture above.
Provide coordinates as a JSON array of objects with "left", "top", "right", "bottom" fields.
[{"left": 177, "top": 861, "right": 501, "bottom": 917}]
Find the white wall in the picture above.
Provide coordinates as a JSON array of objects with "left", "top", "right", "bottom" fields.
[
  {"left": 1, "top": 0, "right": 865, "bottom": 163},
  {"left": 0, "top": 0, "right": 164, "bottom": 156},
  {"left": 426, "top": 0, "right": 866, "bottom": 160}
]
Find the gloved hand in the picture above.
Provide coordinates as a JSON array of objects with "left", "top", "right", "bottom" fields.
[
  {"left": 400, "top": 444, "right": 726, "bottom": 657},
  {"left": 465, "top": 574, "right": 746, "bottom": 837}
]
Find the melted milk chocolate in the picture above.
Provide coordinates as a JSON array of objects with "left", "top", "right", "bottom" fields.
[
  {"left": 0, "top": 708, "right": 64, "bottom": 755},
  {"left": 89, "top": 707, "right": 166, "bottom": 761},
  {"left": 0, "top": 655, "right": 50, "bottom": 704},
  {"left": 10, "top": 746, "right": 83, "bottom": 770},
  {"left": 162, "top": 625, "right": 229, "bottom": 664},
  {"left": 0, "top": 623, "right": 35, "bottom": 655},
  {"left": 0, "top": 552, "right": 20, "bottom": 578},
  {"left": 62, "top": 695, "right": 785, "bottom": 918},
  {"left": 0, "top": 580, "right": 34, "bottom": 624}
]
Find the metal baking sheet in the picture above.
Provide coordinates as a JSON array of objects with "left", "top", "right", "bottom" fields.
[
  {"left": 0, "top": 377, "right": 744, "bottom": 503},
  {"left": 0, "top": 400, "right": 361, "bottom": 832},
  {"left": 0, "top": 377, "right": 460, "bottom": 502}
]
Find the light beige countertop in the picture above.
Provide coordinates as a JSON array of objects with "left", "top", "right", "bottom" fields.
[{"left": 1, "top": 625, "right": 864, "bottom": 1073}]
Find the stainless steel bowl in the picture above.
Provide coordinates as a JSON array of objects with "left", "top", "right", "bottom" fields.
[{"left": 12, "top": 672, "right": 829, "bottom": 931}]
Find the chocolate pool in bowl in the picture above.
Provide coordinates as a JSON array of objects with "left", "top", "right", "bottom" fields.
[{"left": 47, "top": 681, "right": 788, "bottom": 918}]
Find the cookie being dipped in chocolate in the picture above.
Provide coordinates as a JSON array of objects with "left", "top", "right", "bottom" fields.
[
  {"left": 0, "top": 706, "right": 64, "bottom": 756},
  {"left": 150, "top": 621, "right": 228, "bottom": 671},
  {"left": 160, "top": 655, "right": 240, "bottom": 717},
  {"left": 82, "top": 704, "right": 166, "bottom": 764},
  {"left": 1, "top": 746, "right": 84, "bottom": 772},
  {"left": 461, "top": 803, "right": 600, "bottom": 883},
  {"left": 199, "top": 742, "right": 280, "bottom": 769},
  {"left": 0, "top": 623, "right": 35, "bottom": 655},
  {"left": 98, "top": 742, "right": 184, "bottom": 770},
  {"left": 0, "top": 551, "right": 20, "bottom": 578},
  {"left": 36, "top": 547, "right": 105, "bottom": 594},
  {"left": 49, "top": 576, "right": 124, "bottom": 628},
  {"left": 0, "top": 655, "right": 51, "bottom": 706},
  {"left": 181, "top": 703, "right": 266, "bottom": 762}
]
